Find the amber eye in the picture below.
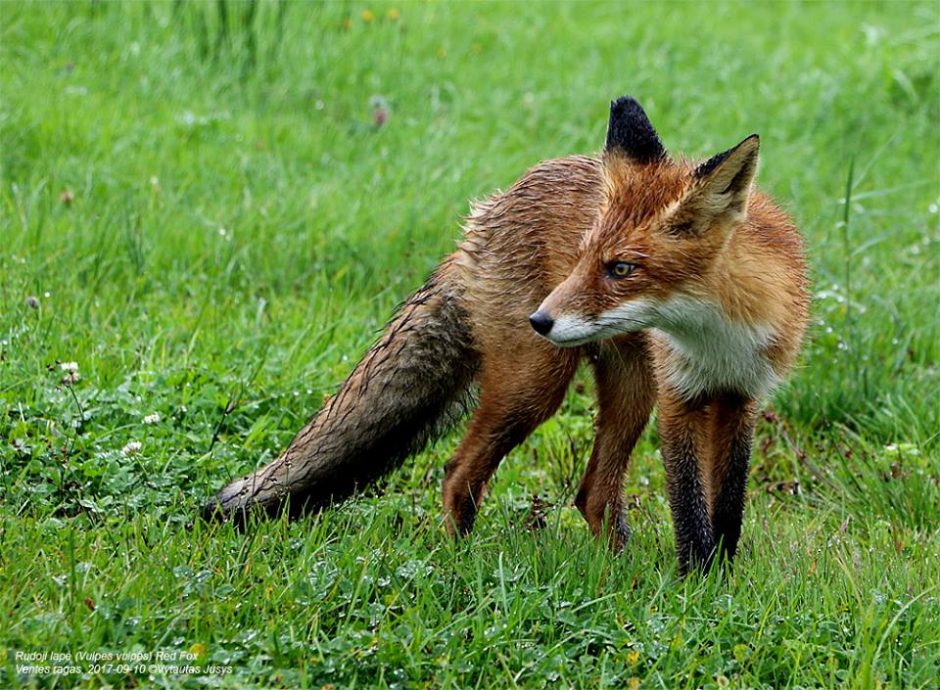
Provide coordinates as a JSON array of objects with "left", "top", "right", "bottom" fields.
[{"left": 607, "top": 261, "right": 636, "bottom": 278}]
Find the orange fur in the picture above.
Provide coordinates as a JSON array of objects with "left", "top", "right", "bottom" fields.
[{"left": 206, "top": 98, "right": 808, "bottom": 573}]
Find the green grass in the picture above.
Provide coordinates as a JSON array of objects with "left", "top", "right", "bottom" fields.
[{"left": 1, "top": 1, "right": 938, "bottom": 687}]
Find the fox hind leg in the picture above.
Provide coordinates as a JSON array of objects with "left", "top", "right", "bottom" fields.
[
  {"left": 442, "top": 344, "right": 579, "bottom": 537},
  {"left": 575, "top": 336, "right": 655, "bottom": 551}
]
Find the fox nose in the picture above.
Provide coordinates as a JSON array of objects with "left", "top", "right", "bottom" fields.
[{"left": 528, "top": 310, "right": 554, "bottom": 336}]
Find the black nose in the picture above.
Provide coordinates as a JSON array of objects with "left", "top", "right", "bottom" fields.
[{"left": 529, "top": 311, "right": 554, "bottom": 335}]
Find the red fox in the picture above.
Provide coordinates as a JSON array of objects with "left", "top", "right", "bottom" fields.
[{"left": 204, "top": 97, "right": 808, "bottom": 573}]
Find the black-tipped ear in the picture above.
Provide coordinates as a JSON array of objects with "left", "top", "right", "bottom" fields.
[
  {"left": 691, "top": 134, "right": 760, "bottom": 218},
  {"left": 695, "top": 134, "right": 760, "bottom": 181},
  {"left": 605, "top": 96, "right": 666, "bottom": 163}
]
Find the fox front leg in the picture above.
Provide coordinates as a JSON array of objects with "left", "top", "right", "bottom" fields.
[
  {"left": 576, "top": 336, "right": 655, "bottom": 550},
  {"left": 705, "top": 395, "right": 758, "bottom": 563},
  {"left": 657, "top": 391, "right": 715, "bottom": 574}
]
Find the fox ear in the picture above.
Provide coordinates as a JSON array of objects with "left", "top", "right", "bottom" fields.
[
  {"left": 690, "top": 134, "right": 760, "bottom": 220},
  {"left": 605, "top": 96, "right": 666, "bottom": 164}
]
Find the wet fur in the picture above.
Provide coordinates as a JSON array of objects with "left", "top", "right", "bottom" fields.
[{"left": 205, "top": 105, "right": 808, "bottom": 574}]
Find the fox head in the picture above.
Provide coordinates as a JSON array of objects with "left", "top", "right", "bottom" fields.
[{"left": 529, "top": 96, "right": 760, "bottom": 346}]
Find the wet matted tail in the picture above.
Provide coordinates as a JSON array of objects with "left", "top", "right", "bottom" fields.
[{"left": 202, "top": 263, "right": 479, "bottom": 523}]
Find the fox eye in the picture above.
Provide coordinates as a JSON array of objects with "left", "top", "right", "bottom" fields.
[{"left": 607, "top": 261, "right": 636, "bottom": 279}]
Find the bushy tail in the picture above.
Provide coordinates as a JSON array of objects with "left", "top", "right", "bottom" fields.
[{"left": 202, "top": 260, "right": 478, "bottom": 522}]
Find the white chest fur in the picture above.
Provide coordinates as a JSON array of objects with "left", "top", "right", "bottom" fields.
[{"left": 650, "top": 294, "right": 779, "bottom": 400}]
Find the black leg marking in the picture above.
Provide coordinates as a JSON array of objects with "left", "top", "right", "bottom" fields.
[
  {"left": 711, "top": 422, "right": 754, "bottom": 563},
  {"left": 661, "top": 428, "right": 715, "bottom": 575}
]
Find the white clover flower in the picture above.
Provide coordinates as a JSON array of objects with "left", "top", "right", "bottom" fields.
[
  {"left": 121, "top": 441, "right": 142, "bottom": 457},
  {"left": 59, "top": 362, "right": 81, "bottom": 386},
  {"left": 61, "top": 372, "right": 81, "bottom": 386},
  {"left": 143, "top": 412, "right": 161, "bottom": 425}
]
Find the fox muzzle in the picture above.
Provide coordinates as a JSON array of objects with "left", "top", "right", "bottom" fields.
[{"left": 528, "top": 310, "right": 555, "bottom": 336}]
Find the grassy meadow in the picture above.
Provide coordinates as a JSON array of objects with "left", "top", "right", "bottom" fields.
[{"left": 1, "top": 1, "right": 938, "bottom": 687}]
